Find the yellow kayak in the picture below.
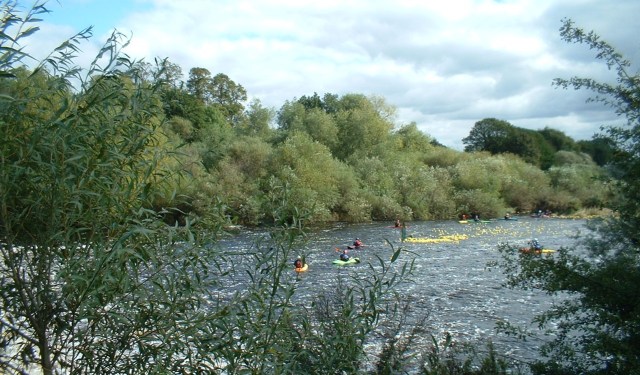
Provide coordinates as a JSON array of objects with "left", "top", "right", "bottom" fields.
[
  {"left": 519, "top": 248, "right": 556, "bottom": 254},
  {"left": 404, "top": 234, "right": 468, "bottom": 243},
  {"left": 295, "top": 264, "right": 309, "bottom": 272}
]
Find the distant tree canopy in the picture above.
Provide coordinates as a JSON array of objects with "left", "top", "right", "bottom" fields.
[
  {"left": 463, "top": 118, "right": 615, "bottom": 168},
  {"left": 5, "top": 36, "right": 608, "bottom": 227},
  {"left": 152, "top": 71, "right": 614, "bottom": 224}
]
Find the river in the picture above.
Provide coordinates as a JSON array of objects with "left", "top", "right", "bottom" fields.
[{"left": 219, "top": 216, "right": 589, "bottom": 369}]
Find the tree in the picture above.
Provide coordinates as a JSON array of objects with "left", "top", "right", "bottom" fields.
[
  {"left": 297, "top": 91, "right": 324, "bottom": 110},
  {"left": 538, "top": 126, "right": 577, "bottom": 152},
  {"left": 236, "top": 98, "right": 275, "bottom": 138},
  {"left": 463, "top": 118, "right": 557, "bottom": 168},
  {"left": 578, "top": 136, "right": 617, "bottom": 166},
  {"left": 463, "top": 118, "right": 514, "bottom": 153},
  {"left": 268, "top": 132, "right": 346, "bottom": 223},
  {"left": 155, "top": 58, "right": 184, "bottom": 88},
  {"left": 209, "top": 72, "right": 247, "bottom": 124},
  {"left": 0, "top": 5, "right": 225, "bottom": 373},
  {"left": 494, "top": 18, "right": 640, "bottom": 374},
  {"left": 333, "top": 94, "right": 395, "bottom": 161},
  {"left": 395, "top": 122, "right": 436, "bottom": 153},
  {"left": 186, "top": 66, "right": 212, "bottom": 103}
]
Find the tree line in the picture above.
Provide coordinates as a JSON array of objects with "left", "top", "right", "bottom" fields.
[
  {"left": 107, "top": 61, "right": 614, "bottom": 227},
  {"left": 463, "top": 117, "right": 616, "bottom": 169},
  {"left": 2, "top": 17, "right": 614, "bottom": 229}
]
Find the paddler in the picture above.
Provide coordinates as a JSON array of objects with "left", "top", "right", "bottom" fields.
[
  {"left": 293, "top": 256, "right": 304, "bottom": 269},
  {"left": 339, "top": 249, "right": 350, "bottom": 261},
  {"left": 529, "top": 238, "right": 543, "bottom": 251}
]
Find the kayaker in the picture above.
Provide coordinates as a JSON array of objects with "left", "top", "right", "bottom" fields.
[
  {"left": 529, "top": 238, "right": 543, "bottom": 251},
  {"left": 504, "top": 213, "right": 511, "bottom": 220},
  {"left": 293, "top": 256, "right": 304, "bottom": 269},
  {"left": 353, "top": 238, "right": 363, "bottom": 247},
  {"left": 340, "top": 249, "right": 350, "bottom": 261},
  {"left": 473, "top": 214, "right": 480, "bottom": 222},
  {"left": 394, "top": 219, "right": 401, "bottom": 227}
]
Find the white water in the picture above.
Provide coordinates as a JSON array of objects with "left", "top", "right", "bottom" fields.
[{"left": 220, "top": 216, "right": 588, "bottom": 368}]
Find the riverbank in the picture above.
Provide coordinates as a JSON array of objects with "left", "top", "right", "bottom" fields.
[{"left": 554, "top": 207, "right": 615, "bottom": 219}]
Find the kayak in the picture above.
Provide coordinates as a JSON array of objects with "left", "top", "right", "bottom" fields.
[
  {"left": 347, "top": 245, "right": 364, "bottom": 249},
  {"left": 459, "top": 220, "right": 492, "bottom": 224},
  {"left": 295, "top": 263, "right": 309, "bottom": 272},
  {"left": 519, "top": 247, "right": 555, "bottom": 254},
  {"left": 332, "top": 258, "right": 360, "bottom": 266},
  {"left": 404, "top": 234, "right": 468, "bottom": 243},
  {"left": 499, "top": 217, "right": 518, "bottom": 221}
]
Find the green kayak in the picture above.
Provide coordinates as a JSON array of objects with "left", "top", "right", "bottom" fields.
[{"left": 332, "top": 257, "right": 360, "bottom": 266}]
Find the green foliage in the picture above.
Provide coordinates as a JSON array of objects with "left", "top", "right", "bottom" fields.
[
  {"left": 209, "top": 72, "right": 248, "bottom": 124},
  {"left": 160, "top": 85, "right": 210, "bottom": 130},
  {"left": 268, "top": 132, "right": 346, "bottom": 223},
  {"left": 167, "top": 115, "right": 195, "bottom": 141},
  {"left": 463, "top": 118, "right": 566, "bottom": 169},
  {"left": 186, "top": 67, "right": 212, "bottom": 103},
  {"left": 454, "top": 189, "right": 506, "bottom": 219},
  {"left": 462, "top": 118, "right": 515, "bottom": 154},
  {"left": 156, "top": 76, "right": 611, "bottom": 224},
  {"left": 333, "top": 94, "right": 395, "bottom": 161},
  {"left": 553, "top": 150, "right": 595, "bottom": 166},
  {"left": 395, "top": 122, "right": 437, "bottom": 153},
  {"left": 453, "top": 156, "right": 507, "bottom": 192},
  {"left": 422, "top": 146, "right": 472, "bottom": 168},
  {"left": 399, "top": 165, "right": 457, "bottom": 220},
  {"left": 497, "top": 155, "right": 551, "bottom": 213},
  {"left": 236, "top": 98, "right": 276, "bottom": 139},
  {"left": 205, "top": 136, "right": 273, "bottom": 224},
  {"left": 0, "top": 5, "right": 230, "bottom": 374},
  {"left": 277, "top": 101, "right": 339, "bottom": 149},
  {"left": 494, "top": 18, "right": 640, "bottom": 375},
  {"left": 577, "top": 136, "right": 616, "bottom": 166},
  {"left": 539, "top": 126, "right": 578, "bottom": 152},
  {"left": 547, "top": 164, "right": 610, "bottom": 209},
  {"left": 185, "top": 68, "right": 247, "bottom": 124},
  {"left": 419, "top": 334, "right": 521, "bottom": 375}
]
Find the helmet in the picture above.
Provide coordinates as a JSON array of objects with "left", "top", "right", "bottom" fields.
[
  {"left": 355, "top": 238, "right": 359, "bottom": 241},
  {"left": 533, "top": 238, "right": 538, "bottom": 242},
  {"left": 297, "top": 255, "right": 302, "bottom": 259}
]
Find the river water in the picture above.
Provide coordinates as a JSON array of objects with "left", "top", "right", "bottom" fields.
[{"left": 219, "top": 216, "right": 589, "bottom": 368}]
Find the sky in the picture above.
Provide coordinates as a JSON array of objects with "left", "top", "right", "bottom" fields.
[{"left": 18, "top": 0, "right": 640, "bottom": 149}]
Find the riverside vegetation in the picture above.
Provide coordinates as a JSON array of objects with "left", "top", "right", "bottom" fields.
[{"left": 1, "top": 1, "right": 638, "bottom": 374}]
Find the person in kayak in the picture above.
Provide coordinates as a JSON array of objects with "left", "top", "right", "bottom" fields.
[
  {"left": 473, "top": 214, "right": 480, "bottom": 222},
  {"left": 293, "top": 256, "right": 304, "bottom": 269},
  {"left": 353, "top": 238, "right": 363, "bottom": 247},
  {"left": 339, "top": 249, "right": 350, "bottom": 261},
  {"left": 529, "top": 238, "right": 543, "bottom": 251},
  {"left": 504, "top": 213, "right": 511, "bottom": 220},
  {"left": 394, "top": 219, "right": 401, "bottom": 227}
]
